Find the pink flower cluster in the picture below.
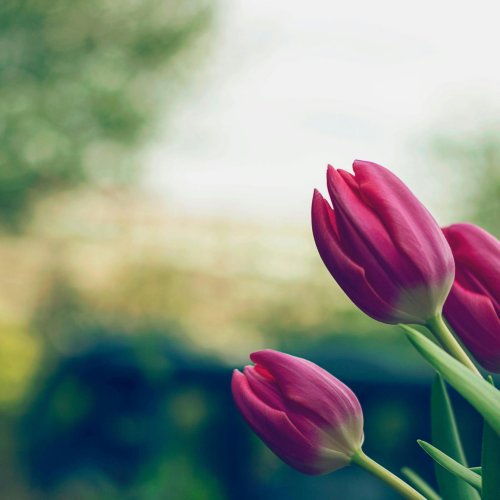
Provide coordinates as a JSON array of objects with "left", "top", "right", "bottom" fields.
[{"left": 232, "top": 160, "right": 499, "bottom": 478}]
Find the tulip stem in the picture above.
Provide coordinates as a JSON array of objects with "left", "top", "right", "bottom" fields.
[
  {"left": 426, "top": 314, "right": 482, "bottom": 377},
  {"left": 352, "top": 449, "right": 425, "bottom": 500}
]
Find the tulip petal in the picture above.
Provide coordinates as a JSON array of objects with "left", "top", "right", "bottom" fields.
[
  {"left": 232, "top": 352, "right": 364, "bottom": 475},
  {"left": 352, "top": 160, "right": 454, "bottom": 294},
  {"left": 243, "top": 365, "right": 286, "bottom": 412},
  {"left": 444, "top": 224, "right": 500, "bottom": 312},
  {"left": 312, "top": 161, "right": 455, "bottom": 324},
  {"left": 445, "top": 284, "right": 500, "bottom": 373},
  {"left": 249, "top": 350, "right": 363, "bottom": 454},
  {"left": 231, "top": 370, "right": 328, "bottom": 474},
  {"left": 326, "top": 165, "right": 410, "bottom": 294},
  {"left": 311, "top": 189, "right": 419, "bottom": 323},
  {"left": 443, "top": 223, "right": 500, "bottom": 372}
]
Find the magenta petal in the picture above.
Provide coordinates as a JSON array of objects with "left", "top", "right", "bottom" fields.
[
  {"left": 327, "top": 169, "right": 401, "bottom": 294},
  {"left": 243, "top": 365, "right": 286, "bottom": 411},
  {"left": 352, "top": 160, "right": 454, "bottom": 292},
  {"left": 444, "top": 284, "right": 500, "bottom": 372},
  {"left": 311, "top": 189, "right": 419, "bottom": 323},
  {"left": 231, "top": 370, "right": 325, "bottom": 474},
  {"left": 231, "top": 351, "right": 364, "bottom": 475},
  {"left": 326, "top": 165, "right": 416, "bottom": 290},
  {"left": 444, "top": 223, "right": 500, "bottom": 311},
  {"left": 443, "top": 223, "right": 500, "bottom": 372},
  {"left": 250, "top": 350, "right": 362, "bottom": 425},
  {"left": 311, "top": 161, "right": 455, "bottom": 324},
  {"left": 249, "top": 350, "right": 364, "bottom": 456}
]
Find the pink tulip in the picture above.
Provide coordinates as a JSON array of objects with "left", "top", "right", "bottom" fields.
[
  {"left": 312, "top": 160, "right": 454, "bottom": 324},
  {"left": 442, "top": 223, "right": 500, "bottom": 372},
  {"left": 231, "top": 349, "right": 364, "bottom": 475}
]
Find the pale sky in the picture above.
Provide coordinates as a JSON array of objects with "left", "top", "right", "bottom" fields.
[{"left": 145, "top": 0, "right": 500, "bottom": 227}]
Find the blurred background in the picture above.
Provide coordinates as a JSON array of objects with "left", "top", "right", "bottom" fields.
[{"left": 0, "top": 0, "right": 498, "bottom": 498}]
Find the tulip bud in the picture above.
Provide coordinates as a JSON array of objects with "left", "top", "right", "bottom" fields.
[
  {"left": 442, "top": 223, "right": 500, "bottom": 373},
  {"left": 312, "top": 160, "right": 455, "bottom": 324},
  {"left": 231, "top": 349, "right": 364, "bottom": 475}
]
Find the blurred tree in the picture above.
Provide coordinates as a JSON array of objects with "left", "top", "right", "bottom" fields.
[
  {"left": 0, "top": 0, "right": 212, "bottom": 229},
  {"left": 18, "top": 331, "right": 246, "bottom": 499},
  {"left": 431, "top": 129, "right": 500, "bottom": 235},
  {"left": 31, "top": 269, "right": 97, "bottom": 354}
]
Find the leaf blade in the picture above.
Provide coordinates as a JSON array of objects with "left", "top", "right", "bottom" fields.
[
  {"left": 403, "top": 326, "right": 500, "bottom": 436},
  {"left": 401, "top": 467, "right": 441, "bottom": 500},
  {"left": 481, "top": 421, "right": 500, "bottom": 500},
  {"left": 431, "top": 376, "right": 480, "bottom": 499},
  {"left": 418, "top": 441, "right": 482, "bottom": 492}
]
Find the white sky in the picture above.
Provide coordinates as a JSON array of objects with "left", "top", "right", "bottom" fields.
[{"left": 145, "top": 0, "right": 500, "bottom": 226}]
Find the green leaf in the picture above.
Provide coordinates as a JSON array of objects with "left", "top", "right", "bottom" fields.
[
  {"left": 469, "top": 467, "right": 482, "bottom": 476},
  {"left": 418, "top": 441, "right": 482, "bottom": 492},
  {"left": 482, "top": 418, "right": 500, "bottom": 499},
  {"left": 401, "top": 467, "right": 441, "bottom": 500},
  {"left": 481, "top": 374, "right": 500, "bottom": 500},
  {"left": 431, "top": 376, "right": 480, "bottom": 499},
  {"left": 403, "top": 326, "right": 500, "bottom": 436}
]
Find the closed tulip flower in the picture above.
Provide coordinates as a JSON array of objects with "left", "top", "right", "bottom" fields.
[
  {"left": 232, "top": 350, "right": 425, "bottom": 499},
  {"left": 231, "top": 349, "right": 364, "bottom": 475},
  {"left": 443, "top": 223, "right": 500, "bottom": 372},
  {"left": 312, "top": 160, "right": 455, "bottom": 325}
]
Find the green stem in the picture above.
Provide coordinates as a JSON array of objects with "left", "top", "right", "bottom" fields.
[
  {"left": 352, "top": 449, "right": 425, "bottom": 500},
  {"left": 401, "top": 467, "right": 441, "bottom": 500},
  {"left": 426, "top": 314, "right": 481, "bottom": 377}
]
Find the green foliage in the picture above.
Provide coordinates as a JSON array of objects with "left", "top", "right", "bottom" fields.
[
  {"left": 403, "top": 326, "right": 500, "bottom": 437},
  {"left": 401, "top": 467, "right": 441, "bottom": 500},
  {"left": 0, "top": 0, "right": 211, "bottom": 229},
  {"left": 481, "top": 377, "right": 500, "bottom": 500},
  {"left": 481, "top": 422, "right": 500, "bottom": 500},
  {"left": 431, "top": 376, "right": 479, "bottom": 499},
  {"left": 418, "top": 441, "right": 482, "bottom": 493},
  {"left": 430, "top": 130, "right": 500, "bottom": 235}
]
